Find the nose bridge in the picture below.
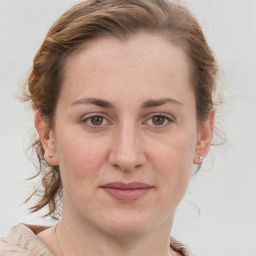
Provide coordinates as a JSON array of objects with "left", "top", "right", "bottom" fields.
[
  {"left": 108, "top": 119, "right": 145, "bottom": 171},
  {"left": 118, "top": 121, "right": 138, "bottom": 153}
]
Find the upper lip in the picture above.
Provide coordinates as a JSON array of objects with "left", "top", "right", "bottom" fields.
[{"left": 101, "top": 182, "right": 153, "bottom": 189}]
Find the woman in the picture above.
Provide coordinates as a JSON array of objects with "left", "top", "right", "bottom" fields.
[{"left": 0, "top": 0, "right": 218, "bottom": 255}]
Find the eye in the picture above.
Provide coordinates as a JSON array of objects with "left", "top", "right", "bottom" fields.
[
  {"left": 90, "top": 116, "right": 104, "bottom": 126},
  {"left": 152, "top": 116, "right": 166, "bottom": 125},
  {"left": 81, "top": 114, "right": 111, "bottom": 128},
  {"left": 144, "top": 114, "right": 173, "bottom": 128}
]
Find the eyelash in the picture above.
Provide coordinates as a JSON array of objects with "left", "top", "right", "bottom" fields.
[{"left": 80, "top": 113, "right": 173, "bottom": 129}]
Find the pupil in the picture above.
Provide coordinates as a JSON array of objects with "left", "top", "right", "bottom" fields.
[
  {"left": 92, "top": 116, "right": 103, "bottom": 125},
  {"left": 153, "top": 116, "right": 164, "bottom": 125}
]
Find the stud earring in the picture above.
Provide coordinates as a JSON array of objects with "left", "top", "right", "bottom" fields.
[{"left": 196, "top": 156, "right": 203, "bottom": 173}]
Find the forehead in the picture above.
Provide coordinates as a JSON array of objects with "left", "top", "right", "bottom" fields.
[{"left": 60, "top": 33, "right": 194, "bottom": 107}]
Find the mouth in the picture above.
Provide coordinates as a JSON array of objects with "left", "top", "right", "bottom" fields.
[{"left": 100, "top": 182, "right": 154, "bottom": 201}]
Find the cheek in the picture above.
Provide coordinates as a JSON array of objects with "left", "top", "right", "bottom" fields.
[
  {"left": 149, "top": 133, "right": 196, "bottom": 203},
  {"left": 55, "top": 131, "right": 109, "bottom": 190}
]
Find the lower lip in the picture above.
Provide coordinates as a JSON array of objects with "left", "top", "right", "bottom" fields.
[{"left": 102, "top": 188, "right": 152, "bottom": 201}]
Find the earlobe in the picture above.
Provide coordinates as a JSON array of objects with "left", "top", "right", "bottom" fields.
[
  {"left": 193, "top": 109, "right": 215, "bottom": 164},
  {"left": 34, "top": 111, "right": 59, "bottom": 166}
]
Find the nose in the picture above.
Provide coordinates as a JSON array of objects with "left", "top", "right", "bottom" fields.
[{"left": 107, "top": 122, "right": 146, "bottom": 173}]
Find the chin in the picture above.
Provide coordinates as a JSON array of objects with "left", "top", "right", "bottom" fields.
[{"left": 98, "top": 211, "right": 159, "bottom": 237}]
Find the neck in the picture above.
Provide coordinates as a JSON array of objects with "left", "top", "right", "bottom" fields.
[{"left": 57, "top": 212, "right": 174, "bottom": 256}]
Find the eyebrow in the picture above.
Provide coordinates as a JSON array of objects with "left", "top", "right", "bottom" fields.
[
  {"left": 141, "top": 98, "right": 183, "bottom": 108},
  {"left": 71, "top": 97, "right": 183, "bottom": 108},
  {"left": 71, "top": 98, "right": 114, "bottom": 108}
]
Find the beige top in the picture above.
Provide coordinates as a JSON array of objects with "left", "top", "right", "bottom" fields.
[{"left": 0, "top": 224, "right": 197, "bottom": 256}]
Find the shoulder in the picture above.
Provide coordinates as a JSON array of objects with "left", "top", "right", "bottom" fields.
[
  {"left": 0, "top": 236, "right": 28, "bottom": 255},
  {"left": 170, "top": 236, "right": 199, "bottom": 256},
  {"left": 0, "top": 223, "right": 53, "bottom": 256}
]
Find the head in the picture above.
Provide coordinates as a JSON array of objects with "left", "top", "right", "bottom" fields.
[{"left": 23, "top": 0, "right": 217, "bottom": 225}]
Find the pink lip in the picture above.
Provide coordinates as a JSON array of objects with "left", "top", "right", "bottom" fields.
[{"left": 101, "top": 182, "right": 153, "bottom": 201}]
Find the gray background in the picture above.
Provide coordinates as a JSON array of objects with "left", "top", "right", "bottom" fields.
[{"left": 0, "top": 0, "right": 255, "bottom": 255}]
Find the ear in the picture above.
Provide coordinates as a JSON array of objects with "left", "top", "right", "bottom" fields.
[
  {"left": 193, "top": 108, "right": 215, "bottom": 164},
  {"left": 34, "top": 111, "right": 59, "bottom": 166}
]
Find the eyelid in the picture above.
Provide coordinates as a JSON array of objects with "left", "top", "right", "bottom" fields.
[{"left": 81, "top": 112, "right": 107, "bottom": 120}]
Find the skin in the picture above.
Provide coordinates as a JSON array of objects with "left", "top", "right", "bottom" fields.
[{"left": 36, "top": 33, "right": 214, "bottom": 256}]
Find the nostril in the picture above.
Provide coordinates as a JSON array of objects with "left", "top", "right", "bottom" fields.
[{"left": 113, "top": 164, "right": 120, "bottom": 170}]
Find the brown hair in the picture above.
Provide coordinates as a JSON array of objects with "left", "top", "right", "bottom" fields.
[{"left": 22, "top": 0, "right": 218, "bottom": 218}]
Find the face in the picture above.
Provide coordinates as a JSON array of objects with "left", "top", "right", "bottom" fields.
[{"left": 38, "top": 33, "right": 213, "bottom": 237}]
